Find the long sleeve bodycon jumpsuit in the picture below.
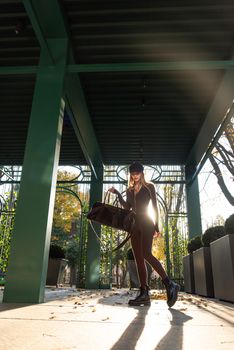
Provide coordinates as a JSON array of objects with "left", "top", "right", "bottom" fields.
[{"left": 116, "top": 183, "right": 167, "bottom": 288}]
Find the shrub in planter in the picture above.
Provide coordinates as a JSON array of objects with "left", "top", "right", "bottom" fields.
[
  {"left": 183, "top": 235, "right": 202, "bottom": 294},
  {"left": 225, "top": 213, "right": 234, "bottom": 235},
  {"left": 192, "top": 231, "right": 215, "bottom": 297},
  {"left": 49, "top": 244, "right": 65, "bottom": 259},
  {"left": 202, "top": 226, "right": 225, "bottom": 247},
  {"left": 46, "top": 244, "right": 67, "bottom": 286},
  {"left": 210, "top": 214, "right": 234, "bottom": 302},
  {"left": 187, "top": 235, "right": 202, "bottom": 254}
]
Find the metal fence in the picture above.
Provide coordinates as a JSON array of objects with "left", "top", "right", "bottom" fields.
[{"left": 0, "top": 164, "right": 188, "bottom": 289}]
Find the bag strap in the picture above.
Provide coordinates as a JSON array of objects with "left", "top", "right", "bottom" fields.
[
  {"left": 88, "top": 221, "right": 103, "bottom": 245},
  {"left": 112, "top": 232, "right": 133, "bottom": 251},
  {"left": 88, "top": 219, "right": 134, "bottom": 252},
  {"left": 90, "top": 189, "right": 135, "bottom": 251}
]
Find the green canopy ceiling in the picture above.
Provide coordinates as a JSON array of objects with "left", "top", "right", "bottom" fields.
[{"left": 0, "top": 0, "right": 234, "bottom": 173}]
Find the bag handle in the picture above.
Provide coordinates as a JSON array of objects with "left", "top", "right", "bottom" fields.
[
  {"left": 104, "top": 191, "right": 111, "bottom": 203},
  {"left": 104, "top": 190, "right": 121, "bottom": 208}
]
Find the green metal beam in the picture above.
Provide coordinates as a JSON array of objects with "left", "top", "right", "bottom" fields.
[
  {"left": 3, "top": 43, "right": 67, "bottom": 302},
  {"left": 65, "top": 75, "right": 103, "bottom": 179},
  {"left": 1, "top": 60, "right": 234, "bottom": 75},
  {"left": 186, "top": 66, "right": 234, "bottom": 176},
  {"left": 23, "top": 0, "right": 68, "bottom": 39},
  {"left": 67, "top": 60, "right": 234, "bottom": 73},
  {"left": 23, "top": 0, "right": 53, "bottom": 64},
  {"left": 185, "top": 176, "right": 202, "bottom": 239},
  {"left": 22, "top": 0, "right": 103, "bottom": 177},
  {"left": 85, "top": 170, "right": 103, "bottom": 289},
  {"left": 0, "top": 66, "right": 38, "bottom": 75}
]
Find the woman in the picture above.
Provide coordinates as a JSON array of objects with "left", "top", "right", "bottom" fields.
[{"left": 108, "top": 162, "right": 179, "bottom": 307}]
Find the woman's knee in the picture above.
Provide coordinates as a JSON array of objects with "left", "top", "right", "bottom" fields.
[{"left": 144, "top": 251, "right": 157, "bottom": 263}]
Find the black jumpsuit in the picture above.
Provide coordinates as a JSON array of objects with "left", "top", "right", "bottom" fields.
[{"left": 117, "top": 183, "right": 167, "bottom": 288}]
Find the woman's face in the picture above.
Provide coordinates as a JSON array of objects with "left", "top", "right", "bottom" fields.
[{"left": 131, "top": 172, "right": 142, "bottom": 183}]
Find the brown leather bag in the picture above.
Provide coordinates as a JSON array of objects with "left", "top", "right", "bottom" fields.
[
  {"left": 87, "top": 201, "right": 136, "bottom": 233},
  {"left": 86, "top": 192, "right": 136, "bottom": 250}
]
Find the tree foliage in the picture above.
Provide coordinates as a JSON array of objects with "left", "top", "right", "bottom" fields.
[
  {"left": 209, "top": 118, "right": 234, "bottom": 206},
  {"left": 52, "top": 170, "right": 87, "bottom": 243},
  {"left": 0, "top": 190, "right": 16, "bottom": 274},
  {"left": 161, "top": 181, "right": 188, "bottom": 280}
]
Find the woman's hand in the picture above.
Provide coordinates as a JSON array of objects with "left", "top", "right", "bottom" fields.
[
  {"left": 154, "top": 231, "right": 161, "bottom": 238},
  {"left": 108, "top": 186, "right": 116, "bottom": 193},
  {"left": 154, "top": 222, "right": 161, "bottom": 238}
]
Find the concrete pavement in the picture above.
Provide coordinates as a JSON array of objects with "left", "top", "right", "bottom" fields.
[{"left": 0, "top": 287, "right": 233, "bottom": 350}]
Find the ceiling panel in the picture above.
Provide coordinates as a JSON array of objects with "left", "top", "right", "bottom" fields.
[{"left": 0, "top": 0, "right": 234, "bottom": 166}]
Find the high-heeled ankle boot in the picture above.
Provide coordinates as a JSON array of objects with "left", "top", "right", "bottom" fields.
[
  {"left": 166, "top": 281, "right": 180, "bottom": 307},
  {"left": 128, "top": 286, "right": 150, "bottom": 306}
]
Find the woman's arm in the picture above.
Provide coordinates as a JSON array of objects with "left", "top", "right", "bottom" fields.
[
  {"left": 148, "top": 183, "right": 160, "bottom": 232},
  {"left": 108, "top": 187, "right": 131, "bottom": 210}
]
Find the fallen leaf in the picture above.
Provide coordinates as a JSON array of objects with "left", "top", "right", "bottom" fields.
[
  {"left": 150, "top": 293, "right": 167, "bottom": 300},
  {"left": 101, "top": 317, "right": 110, "bottom": 321}
]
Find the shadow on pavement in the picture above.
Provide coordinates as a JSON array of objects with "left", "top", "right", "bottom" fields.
[
  {"left": 154, "top": 308, "right": 192, "bottom": 350},
  {"left": 99, "top": 290, "right": 193, "bottom": 350},
  {"left": 110, "top": 305, "right": 150, "bottom": 350}
]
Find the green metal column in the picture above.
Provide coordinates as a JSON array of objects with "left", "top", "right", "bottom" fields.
[
  {"left": 3, "top": 42, "right": 67, "bottom": 303},
  {"left": 185, "top": 172, "right": 202, "bottom": 239},
  {"left": 85, "top": 168, "right": 103, "bottom": 289}
]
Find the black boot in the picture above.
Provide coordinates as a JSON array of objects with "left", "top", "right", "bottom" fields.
[
  {"left": 166, "top": 281, "right": 180, "bottom": 307},
  {"left": 128, "top": 286, "right": 151, "bottom": 306}
]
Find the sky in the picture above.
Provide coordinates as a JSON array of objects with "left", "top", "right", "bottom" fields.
[{"left": 198, "top": 159, "right": 234, "bottom": 231}]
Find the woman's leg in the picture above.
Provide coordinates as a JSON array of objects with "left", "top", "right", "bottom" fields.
[
  {"left": 130, "top": 226, "right": 179, "bottom": 307},
  {"left": 141, "top": 229, "right": 168, "bottom": 281},
  {"left": 129, "top": 228, "right": 151, "bottom": 306},
  {"left": 130, "top": 229, "right": 148, "bottom": 288}
]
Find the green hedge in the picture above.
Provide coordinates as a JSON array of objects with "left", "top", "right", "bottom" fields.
[
  {"left": 187, "top": 235, "right": 202, "bottom": 254},
  {"left": 49, "top": 244, "right": 65, "bottom": 259},
  {"left": 202, "top": 226, "right": 225, "bottom": 247},
  {"left": 225, "top": 214, "right": 234, "bottom": 235}
]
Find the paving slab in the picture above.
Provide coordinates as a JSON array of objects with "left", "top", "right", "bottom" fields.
[{"left": 0, "top": 287, "right": 233, "bottom": 350}]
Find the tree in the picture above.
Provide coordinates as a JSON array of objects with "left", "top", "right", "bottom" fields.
[
  {"left": 209, "top": 118, "right": 234, "bottom": 206},
  {"left": 0, "top": 190, "right": 16, "bottom": 274},
  {"left": 152, "top": 235, "right": 165, "bottom": 262},
  {"left": 52, "top": 170, "right": 85, "bottom": 243},
  {"left": 213, "top": 214, "right": 225, "bottom": 226},
  {"left": 162, "top": 179, "right": 187, "bottom": 279}
]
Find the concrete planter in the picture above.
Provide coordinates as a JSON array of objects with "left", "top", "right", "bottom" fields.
[
  {"left": 46, "top": 258, "right": 68, "bottom": 286},
  {"left": 193, "top": 247, "right": 214, "bottom": 297},
  {"left": 183, "top": 254, "right": 195, "bottom": 293},
  {"left": 210, "top": 234, "right": 234, "bottom": 302}
]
